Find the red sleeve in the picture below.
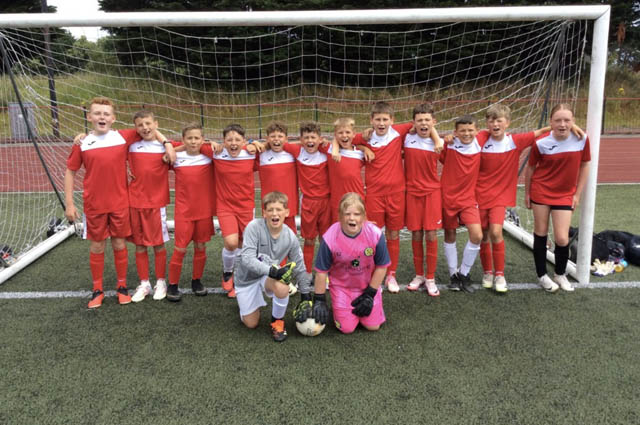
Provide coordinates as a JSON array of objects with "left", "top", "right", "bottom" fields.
[
  {"left": 439, "top": 145, "right": 447, "bottom": 164},
  {"left": 528, "top": 143, "right": 541, "bottom": 166},
  {"left": 392, "top": 122, "right": 414, "bottom": 138},
  {"left": 352, "top": 132, "right": 367, "bottom": 146},
  {"left": 66, "top": 144, "right": 82, "bottom": 171},
  {"left": 118, "top": 129, "right": 141, "bottom": 145},
  {"left": 283, "top": 143, "right": 301, "bottom": 156},
  {"left": 318, "top": 143, "right": 330, "bottom": 154},
  {"left": 582, "top": 137, "right": 591, "bottom": 161},
  {"left": 512, "top": 132, "right": 536, "bottom": 150},
  {"left": 201, "top": 143, "right": 214, "bottom": 158},
  {"left": 170, "top": 140, "right": 182, "bottom": 147},
  {"left": 475, "top": 130, "right": 490, "bottom": 145}
]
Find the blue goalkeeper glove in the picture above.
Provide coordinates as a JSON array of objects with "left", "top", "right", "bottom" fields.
[{"left": 351, "top": 286, "right": 377, "bottom": 317}]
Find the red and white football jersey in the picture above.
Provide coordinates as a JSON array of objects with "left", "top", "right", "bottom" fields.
[
  {"left": 529, "top": 132, "right": 591, "bottom": 205},
  {"left": 403, "top": 133, "right": 441, "bottom": 195},
  {"left": 327, "top": 147, "right": 366, "bottom": 211},
  {"left": 258, "top": 149, "right": 298, "bottom": 215},
  {"left": 475, "top": 130, "right": 536, "bottom": 209},
  {"left": 66, "top": 129, "right": 139, "bottom": 214},
  {"left": 353, "top": 122, "right": 412, "bottom": 197},
  {"left": 283, "top": 143, "right": 330, "bottom": 199},
  {"left": 440, "top": 137, "right": 483, "bottom": 210},
  {"left": 172, "top": 146, "right": 215, "bottom": 221},
  {"left": 128, "top": 139, "right": 170, "bottom": 209},
  {"left": 213, "top": 147, "right": 257, "bottom": 213}
]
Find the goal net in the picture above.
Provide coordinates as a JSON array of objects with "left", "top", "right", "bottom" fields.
[{"left": 0, "top": 7, "right": 609, "bottom": 283}]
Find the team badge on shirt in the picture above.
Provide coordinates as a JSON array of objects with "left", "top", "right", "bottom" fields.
[
  {"left": 364, "top": 247, "right": 374, "bottom": 256},
  {"left": 351, "top": 259, "right": 360, "bottom": 267}
]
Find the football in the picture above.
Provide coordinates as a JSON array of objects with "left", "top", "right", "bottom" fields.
[
  {"left": 293, "top": 300, "right": 326, "bottom": 336},
  {"left": 296, "top": 317, "right": 326, "bottom": 337}
]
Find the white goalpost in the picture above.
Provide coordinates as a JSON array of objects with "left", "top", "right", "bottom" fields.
[{"left": 0, "top": 6, "right": 609, "bottom": 284}]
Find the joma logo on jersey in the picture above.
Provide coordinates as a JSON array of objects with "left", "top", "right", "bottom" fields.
[
  {"left": 136, "top": 145, "right": 144, "bottom": 150},
  {"left": 455, "top": 145, "right": 464, "bottom": 149},
  {"left": 484, "top": 144, "right": 493, "bottom": 149},
  {"left": 268, "top": 156, "right": 274, "bottom": 161},
  {"left": 548, "top": 145, "right": 558, "bottom": 151},
  {"left": 87, "top": 140, "right": 96, "bottom": 146},
  {"left": 178, "top": 159, "right": 186, "bottom": 164}
]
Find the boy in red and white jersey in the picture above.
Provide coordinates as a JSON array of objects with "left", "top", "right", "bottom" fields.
[
  {"left": 165, "top": 123, "right": 216, "bottom": 301},
  {"left": 64, "top": 97, "right": 142, "bottom": 309},
  {"left": 327, "top": 117, "right": 373, "bottom": 224},
  {"left": 474, "top": 104, "right": 582, "bottom": 293},
  {"left": 403, "top": 104, "right": 444, "bottom": 296},
  {"left": 440, "top": 115, "right": 484, "bottom": 293},
  {"left": 127, "top": 110, "right": 175, "bottom": 302},
  {"left": 213, "top": 124, "right": 260, "bottom": 298},
  {"left": 352, "top": 102, "right": 413, "bottom": 293},
  {"left": 282, "top": 122, "right": 331, "bottom": 274},
  {"left": 257, "top": 121, "right": 298, "bottom": 233}
]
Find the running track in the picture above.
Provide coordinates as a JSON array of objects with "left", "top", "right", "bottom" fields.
[{"left": 1, "top": 136, "right": 638, "bottom": 192}]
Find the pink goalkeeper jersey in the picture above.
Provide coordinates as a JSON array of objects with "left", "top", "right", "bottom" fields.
[{"left": 320, "top": 221, "right": 389, "bottom": 291}]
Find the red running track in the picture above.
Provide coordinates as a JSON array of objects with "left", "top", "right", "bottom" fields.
[{"left": 1, "top": 136, "right": 638, "bottom": 193}]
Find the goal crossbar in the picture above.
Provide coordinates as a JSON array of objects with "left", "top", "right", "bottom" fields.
[{"left": 0, "top": 6, "right": 610, "bottom": 28}]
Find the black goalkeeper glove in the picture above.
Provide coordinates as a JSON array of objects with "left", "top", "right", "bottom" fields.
[
  {"left": 351, "top": 286, "right": 377, "bottom": 317},
  {"left": 313, "top": 293, "right": 329, "bottom": 325},
  {"left": 293, "top": 293, "right": 312, "bottom": 323},
  {"left": 268, "top": 262, "right": 296, "bottom": 284}
]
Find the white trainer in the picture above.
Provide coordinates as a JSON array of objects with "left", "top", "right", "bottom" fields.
[
  {"left": 482, "top": 272, "right": 494, "bottom": 289},
  {"left": 131, "top": 280, "right": 152, "bottom": 303},
  {"left": 385, "top": 274, "right": 400, "bottom": 293},
  {"left": 407, "top": 275, "right": 426, "bottom": 291},
  {"left": 494, "top": 275, "right": 508, "bottom": 293},
  {"left": 538, "top": 274, "right": 559, "bottom": 293},
  {"left": 553, "top": 273, "right": 575, "bottom": 292},
  {"left": 153, "top": 279, "right": 167, "bottom": 300}
]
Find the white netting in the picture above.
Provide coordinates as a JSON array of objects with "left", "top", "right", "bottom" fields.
[{"left": 0, "top": 17, "right": 588, "bottom": 272}]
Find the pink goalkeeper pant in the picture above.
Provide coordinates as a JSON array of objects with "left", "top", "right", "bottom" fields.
[{"left": 329, "top": 284, "right": 385, "bottom": 334}]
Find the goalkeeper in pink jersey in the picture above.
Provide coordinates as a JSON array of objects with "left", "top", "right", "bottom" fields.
[{"left": 310, "top": 193, "right": 391, "bottom": 334}]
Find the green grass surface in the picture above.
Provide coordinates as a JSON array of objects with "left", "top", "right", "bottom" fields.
[
  {"left": 1, "top": 290, "right": 640, "bottom": 424},
  {"left": 1, "top": 186, "right": 640, "bottom": 424}
]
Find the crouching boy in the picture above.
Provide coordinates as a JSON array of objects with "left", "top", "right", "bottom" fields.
[{"left": 234, "top": 191, "right": 312, "bottom": 342}]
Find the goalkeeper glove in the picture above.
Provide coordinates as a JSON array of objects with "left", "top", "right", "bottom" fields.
[
  {"left": 268, "top": 262, "right": 296, "bottom": 284},
  {"left": 313, "top": 293, "right": 329, "bottom": 325},
  {"left": 351, "top": 286, "right": 377, "bottom": 317},
  {"left": 293, "top": 293, "right": 312, "bottom": 323}
]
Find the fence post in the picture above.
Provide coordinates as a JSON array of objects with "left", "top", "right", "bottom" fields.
[
  {"left": 83, "top": 105, "right": 88, "bottom": 134},
  {"left": 601, "top": 96, "right": 606, "bottom": 134},
  {"left": 258, "top": 103, "right": 262, "bottom": 140}
]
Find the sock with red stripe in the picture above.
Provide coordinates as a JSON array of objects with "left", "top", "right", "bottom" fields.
[
  {"left": 387, "top": 238, "right": 400, "bottom": 273},
  {"left": 192, "top": 248, "right": 207, "bottom": 280},
  {"left": 411, "top": 240, "right": 424, "bottom": 276},
  {"left": 169, "top": 249, "right": 186, "bottom": 285},
  {"left": 480, "top": 242, "right": 493, "bottom": 274},
  {"left": 425, "top": 239, "right": 438, "bottom": 280},
  {"left": 113, "top": 247, "right": 128, "bottom": 288},
  {"left": 154, "top": 248, "right": 167, "bottom": 280},
  {"left": 303, "top": 244, "right": 315, "bottom": 273},
  {"left": 492, "top": 240, "right": 505, "bottom": 276}
]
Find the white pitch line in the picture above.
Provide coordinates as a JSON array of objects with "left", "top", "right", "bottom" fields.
[{"left": 1, "top": 281, "right": 640, "bottom": 299}]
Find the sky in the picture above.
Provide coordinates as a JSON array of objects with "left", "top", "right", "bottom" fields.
[{"left": 47, "top": 0, "right": 106, "bottom": 41}]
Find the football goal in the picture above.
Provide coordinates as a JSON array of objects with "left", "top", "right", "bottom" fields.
[{"left": 0, "top": 6, "right": 609, "bottom": 284}]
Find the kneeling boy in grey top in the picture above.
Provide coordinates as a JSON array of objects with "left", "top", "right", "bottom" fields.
[{"left": 234, "top": 191, "right": 311, "bottom": 342}]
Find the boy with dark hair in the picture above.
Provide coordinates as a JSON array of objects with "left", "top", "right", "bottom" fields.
[
  {"left": 352, "top": 101, "right": 413, "bottom": 293},
  {"left": 165, "top": 123, "right": 216, "bottom": 301},
  {"left": 440, "top": 115, "right": 484, "bottom": 293},
  {"left": 235, "top": 191, "right": 312, "bottom": 342},
  {"left": 64, "top": 97, "right": 142, "bottom": 309},
  {"left": 404, "top": 103, "right": 443, "bottom": 296},
  {"left": 258, "top": 121, "right": 298, "bottom": 232}
]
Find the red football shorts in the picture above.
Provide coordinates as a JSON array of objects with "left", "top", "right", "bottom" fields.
[
  {"left": 300, "top": 196, "right": 331, "bottom": 240},
  {"left": 174, "top": 217, "right": 214, "bottom": 248},
  {"left": 128, "top": 207, "right": 170, "bottom": 246},
  {"left": 365, "top": 192, "right": 405, "bottom": 231},
  {"left": 218, "top": 211, "right": 254, "bottom": 238},
  {"left": 479, "top": 206, "right": 506, "bottom": 229},
  {"left": 405, "top": 190, "right": 443, "bottom": 231},
  {"left": 442, "top": 205, "right": 481, "bottom": 230},
  {"left": 83, "top": 208, "right": 131, "bottom": 241}
]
